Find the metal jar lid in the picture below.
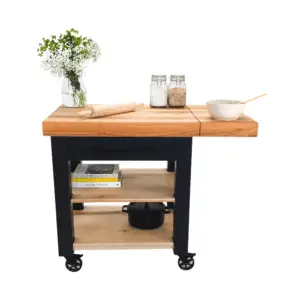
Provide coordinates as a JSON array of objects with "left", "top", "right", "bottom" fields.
[
  {"left": 170, "top": 75, "right": 185, "bottom": 82},
  {"left": 152, "top": 75, "right": 167, "bottom": 82}
]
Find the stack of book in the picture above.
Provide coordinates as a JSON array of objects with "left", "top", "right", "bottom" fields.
[{"left": 72, "top": 164, "right": 122, "bottom": 188}]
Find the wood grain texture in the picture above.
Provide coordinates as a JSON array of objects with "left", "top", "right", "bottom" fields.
[
  {"left": 73, "top": 205, "right": 173, "bottom": 250},
  {"left": 42, "top": 105, "right": 200, "bottom": 137},
  {"left": 72, "top": 169, "right": 175, "bottom": 203},
  {"left": 187, "top": 105, "right": 258, "bottom": 137}
]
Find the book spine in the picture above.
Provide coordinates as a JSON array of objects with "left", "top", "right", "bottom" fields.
[
  {"left": 72, "top": 173, "right": 119, "bottom": 178},
  {"left": 72, "top": 182, "right": 122, "bottom": 188},
  {"left": 72, "top": 177, "right": 119, "bottom": 182}
]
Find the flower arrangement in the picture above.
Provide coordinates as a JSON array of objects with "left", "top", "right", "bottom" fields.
[{"left": 37, "top": 28, "right": 101, "bottom": 106}]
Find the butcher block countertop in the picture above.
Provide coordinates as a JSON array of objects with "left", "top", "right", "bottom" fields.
[
  {"left": 188, "top": 105, "right": 258, "bottom": 137},
  {"left": 42, "top": 105, "right": 258, "bottom": 137}
]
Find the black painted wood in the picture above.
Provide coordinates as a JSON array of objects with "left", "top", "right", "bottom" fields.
[
  {"left": 51, "top": 137, "right": 74, "bottom": 257},
  {"left": 167, "top": 161, "right": 176, "bottom": 209},
  {"left": 167, "top": 161, "right": 175, "bottom": 172},
  {"left": 56, "top": 137, "right": 185, "bottom": 161},
  {"left": 50, "top": 136, "right": 193, "bottom": 258},
  {"left": 173, "top": 138, "right": 193, "bottom": 256},
  {"left": 70, "top": 160, "right": 84, "bottom": 211}
]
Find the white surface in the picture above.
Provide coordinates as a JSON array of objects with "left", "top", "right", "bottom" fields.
[
  {"left": 1, "top": 1, "right": 300, "bottom": 300},
  {"left": 207, "top": 100, "right": 246, "bottom": 120}
]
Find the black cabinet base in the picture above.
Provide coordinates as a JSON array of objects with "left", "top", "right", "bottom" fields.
[{"left": 51, "top": 137, "right": 194, "bottom": 270}]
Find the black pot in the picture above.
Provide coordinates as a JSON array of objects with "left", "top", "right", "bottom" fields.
[{"left": 122, "top": 202, "right": 170, "bottom": 229}]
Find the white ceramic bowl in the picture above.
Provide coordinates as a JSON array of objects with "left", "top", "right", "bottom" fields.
[{"left": 206, "top": 100, "right": 246, "bottom": 121}]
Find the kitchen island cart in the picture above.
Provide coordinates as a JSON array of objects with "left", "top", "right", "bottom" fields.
[{"left": 42, "top": 105, "right": 258, "bottom": 272}]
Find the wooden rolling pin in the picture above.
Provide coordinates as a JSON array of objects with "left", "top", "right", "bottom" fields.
[{"left": 78, "top": 102, "right": 144, "bottom": 118}]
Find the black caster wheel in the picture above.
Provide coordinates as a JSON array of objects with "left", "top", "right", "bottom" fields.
[
  {"left": 65, "top": 254, "right": 83, "bottom": 272},
  {"left": 178, "top": 253, "right": 195, "bottom": 271}
]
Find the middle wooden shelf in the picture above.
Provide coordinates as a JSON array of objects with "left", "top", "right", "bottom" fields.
[{"left": 72, "top": 168, "right": 175, "bottom": 203}]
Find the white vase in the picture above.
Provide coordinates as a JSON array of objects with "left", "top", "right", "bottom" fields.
[{"left": 61, "top": 76, "right": 87, "bottom": 107}]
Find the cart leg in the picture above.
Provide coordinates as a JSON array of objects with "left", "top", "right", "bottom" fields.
[
  {"left": 167, "top": 161, "right": 176, "bottom": 209},
  {"left": 51, "top": 137, "right": 74, "bottom": 258},
  {"left": 70, "top": 160, "right": 84, "bottom": 211},
  {"left": 167, "top": 160, "right": 175, "bottom": 172},
  {"left": 173, "top": 138, "right": 195, "bottom": 270}
]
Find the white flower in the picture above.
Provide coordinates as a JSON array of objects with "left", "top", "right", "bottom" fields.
[{"left": 40, "top": 41, "right": 101, "bottom": 78}]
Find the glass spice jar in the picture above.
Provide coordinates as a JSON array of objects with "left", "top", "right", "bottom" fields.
[
  {"left": 150, "top": 75, "right": 168, "bottom": 108},
  {"left": 168, "top": 75, "right": 186, "bottom": 108}
]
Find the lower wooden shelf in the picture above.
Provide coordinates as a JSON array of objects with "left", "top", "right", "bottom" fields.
[{"left": 73, "top": 205, "right": 173, "bottom": 250}]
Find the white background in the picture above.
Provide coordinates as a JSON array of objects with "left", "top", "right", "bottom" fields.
[{"left": 1, "top": 0, "right": 300, "bottom": 299}]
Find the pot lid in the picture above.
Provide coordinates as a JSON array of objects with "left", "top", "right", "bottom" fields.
[{"left": 127, "top": 202, "right": 166, "bottom": 212}]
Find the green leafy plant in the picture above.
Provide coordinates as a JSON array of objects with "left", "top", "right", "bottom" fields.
[{"left": 37, "top": 28, "right": 101, "bottom": 106}]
